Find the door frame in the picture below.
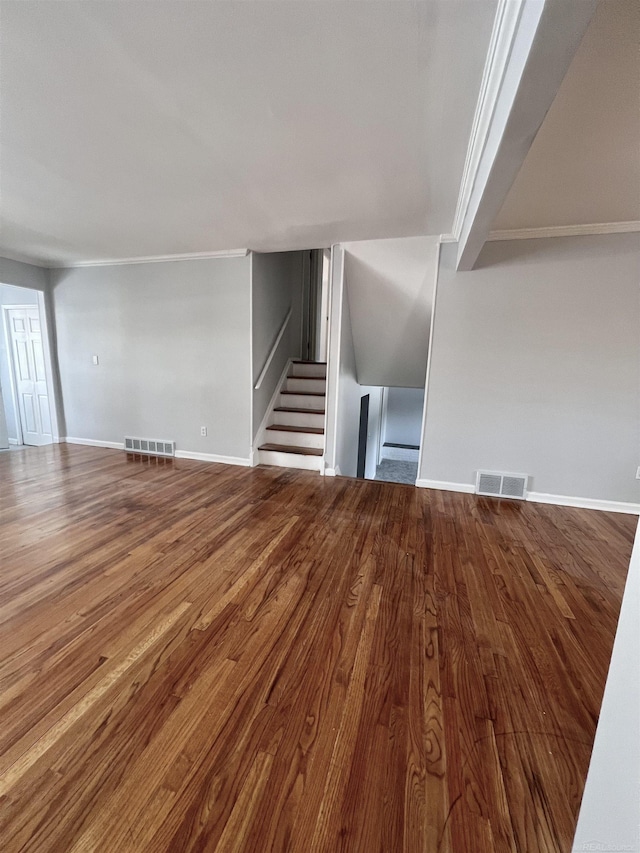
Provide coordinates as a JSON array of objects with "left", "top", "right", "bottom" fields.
[{"left": 2, "top": 295, "right": 60, "bottom": 446}]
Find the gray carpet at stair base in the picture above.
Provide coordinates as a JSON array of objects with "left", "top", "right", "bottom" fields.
[{"left": 374, "top": 459, "right": 418, "bottom": 485}]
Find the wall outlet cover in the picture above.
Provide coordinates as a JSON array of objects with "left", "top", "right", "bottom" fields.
[{"left": 200, "top": 426, "right": 207, "bottom": 437}]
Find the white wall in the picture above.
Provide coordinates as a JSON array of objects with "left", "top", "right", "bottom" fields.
[
  {"left": 325, "top": 245, "right": 361, "bottom": 478},
  {"left": 0, "top": 282, "right": 41, "bottom": 442},
  {"left": 343, "top": 236, "right": 439, "bottom": 387},
  {"left": 251, "top": 251, "right": 303, "bottom": 438},
  {"left": 420, "top": 234, "right": 640, "bottom": 506},
  {"left": 572, "top": 520, "right": 640, "bottom": 852},
  {"left": 384, "top": 387, "right": 424, "bottom": 447},
  {"left": 51, "top": 255, "right": 253, "bottom": 461},
  {"left": 335, "top": 280, "right": 361, "bottom": 478}
]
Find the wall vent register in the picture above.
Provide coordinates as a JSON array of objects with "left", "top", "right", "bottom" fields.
[
  {"left": 124, "top": 437, "right": 175, "bottom": 457},
  {"left": 475, "top": 470, "right": 528, "bottom": 500}
]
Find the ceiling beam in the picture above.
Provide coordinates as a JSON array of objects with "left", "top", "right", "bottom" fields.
[{"left": 453, "top": 0, "right": 598, "bottom": 271}]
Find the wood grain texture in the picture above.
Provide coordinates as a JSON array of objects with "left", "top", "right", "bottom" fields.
[{"left": 0, "top": 445, "right": 635, "bottom": 852}]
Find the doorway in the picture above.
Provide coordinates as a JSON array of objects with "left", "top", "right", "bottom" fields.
[
  {"left": 302, "top": 249, "right": 330, "bottom": 363},
  {"left": 1, "top": 287, "right": 58, "bottom": 448},
  {"left": 372, "top": 387, "right": 424, "bottom": 485}
]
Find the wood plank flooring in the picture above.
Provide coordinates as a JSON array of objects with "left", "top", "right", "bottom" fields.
[{"left": 0, "top": 445, "right": 635, "bottom": 852}]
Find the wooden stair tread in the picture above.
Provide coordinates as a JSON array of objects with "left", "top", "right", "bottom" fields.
[
  {"left": 281, "top": 390, "right": 326, "bottom": 397},
  {"left": 274, "top": 406, "right": 325, "bottom": 415},
  {"left": 259, "top": 443, "right": 323, "bottom": 456},
  {"left": 292, "top": 360, "right": 327, "bottom": 365},
  {"left": 267, "top": 425, "right": 324, "bottom": 435},
  {"left": 287, "top": 375, "right": 326, "bottom": 381}
]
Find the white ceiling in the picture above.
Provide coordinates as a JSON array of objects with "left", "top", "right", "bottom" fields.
[
  {"left": 0, "top": 0, "right": 498, "bottom": 266},
  {"left": 494, "top": 0, "right": 640, "bottom": 231}
]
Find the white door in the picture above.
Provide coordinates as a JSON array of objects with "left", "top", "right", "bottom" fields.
[
  {"left": 7, "top": 307, "right": 52, "bottom": 446},
  {"left": 0, "top": 382, "right": 9, "bottom": 450}
]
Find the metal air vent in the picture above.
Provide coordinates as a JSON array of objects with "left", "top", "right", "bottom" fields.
[
  {"left": 124, "top": 436, "right": 175, "bottom": 458},
  {"left": 476, "top": 470, "right": 528, "bottom": 500}
]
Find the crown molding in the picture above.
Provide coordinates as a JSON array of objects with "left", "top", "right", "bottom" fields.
[
  {"left": 50, "top": 249, "right": 249, "bottom": 269},
  {"left": 450, "top": 0, "right": 526, "bottom": 241},
  {"left": 488, "top": 221, "right": 640, "bottom": 242},
  {"left": 438, "top": 233, "right": 457, "bottom": 244}
]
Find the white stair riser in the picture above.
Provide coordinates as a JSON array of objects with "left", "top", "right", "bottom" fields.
[
  {"left": 290, "top": 363, "right": 327, "bottom": 378},
  {"left": 286, "top": 377, "right": 327, "bottom": 394},
  {"left": 265, "top": 429, "right": 324, "bottom": 449},
  {"left": 258, "top": 450, "right": 323, "bottom": 471},
  {"left": 280, "top": 393, "right": 325, "bottom": 409},
  {"left": 273, "top": 410, "right": 325, "bottom": 429}
]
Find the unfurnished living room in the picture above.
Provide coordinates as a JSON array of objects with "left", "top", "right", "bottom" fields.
[{"left": 0, "top": 1, "right": 639, "bottom": 852}]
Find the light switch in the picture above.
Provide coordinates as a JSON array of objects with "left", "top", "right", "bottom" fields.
[{"left": 92, "top": 355, "right": 99, "bottom": 365}]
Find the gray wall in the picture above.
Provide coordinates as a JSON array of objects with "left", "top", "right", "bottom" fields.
[
  {"left": 384, "top": 387, "right": 424, "bottom": 447},
  {"left": 251, "top": 251, "right": 303, "bottom": 438},
  {"left": 343, "top": 236, "right": 438, "bottom": 387},
  {"left": 0, "top": 283, "right": 40, "bottom": 441},
  {"left": 0, "top": 257, "right": 48, "bottom": 292},
  {"left": 51, "top": 256, "right": 253, "bottom": 459},
  {"left": 421, "top": 234, "right": 640, "bottom": 504}
]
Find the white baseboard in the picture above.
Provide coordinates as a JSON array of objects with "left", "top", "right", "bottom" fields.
[
  {"left": 64, "top": 436, "right": 125, "bottom": 450},
  {"left": 324, "top": 466, "right": 341, "bottom": 477},
  {"left": 415, "top": 478, "right": 475, "bottom": 494},
  {"left": 415, "top": 478, "right": 640, "bottom": 514},
  {"left": 8, "top": 438, "right": 19, "bottom": 446},
  {"left": 174, "top": 450, "right": 251, "bottom": 467},
  {"left": 63, "top": 437, "right": 251, "bottom": 467},
  {"left": 527, "top": 491, "right": 640, "bottom": 515}
]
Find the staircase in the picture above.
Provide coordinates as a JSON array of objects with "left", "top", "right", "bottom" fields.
[{"left": 257, "top": 361, "right": 326, "bottom": 471}]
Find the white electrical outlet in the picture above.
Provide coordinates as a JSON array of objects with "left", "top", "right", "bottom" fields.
[
  {"left": 92, "top": 355, "right": 99, "bottom": 365},
  {"left": 200, "top": 426, "right": 207, "bottom": 437},
  {"left": 636, "top": 466, "right": 640, "bottom": 480}
]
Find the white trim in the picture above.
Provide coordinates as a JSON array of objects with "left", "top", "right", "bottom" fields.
[
  {"left": 488, "top": 221, "right": 640, "bottom": 242},
  {"left": 414, "top": 478, "right": 640, "bottom": 514},
  {"left": 415, "top": 479, "right": 475, "bottom": 494},
  {"left": 416, "top": 240, "right": 441, "bottom": 481},
  {"left": 438, "top": 233, "right": 457, "bottom": 244},
  {"left": 324, "top": 244, "right": 344, "bottom": 473},
  {"left": 2, "top": 306, "right": 24, "bottom": 445},
  {"left": 527, "top": 492, "right": 640, "bottom": 515},
  {"left": 174, "top": 450, "right": 251, "bottom": 467},
  {"left": 36, "top": 291, "right": 61, "bottom": 442},
  {"left": 8, "top": 438, "right": 19, "bottom": 445},
  {"left": 249, "top": 251, "right": 255, "bottom": 459},
  {"left": 63, "top": 437, "right": 252, "bottom": 467},
  {"left": 379, "top": 387, "right": 388, "bottom": 465},
  {"left": 64, "top": 437, "right": 124, "bottom": 450},
  {"left": 49, "top": 249, "right": 249, "bottom": 269},
  {"left": 324, "top": 466, "right": 341, "bottom": 477},
  {"left": 451, "top": 0, "right": 526, "bottom": 241}
]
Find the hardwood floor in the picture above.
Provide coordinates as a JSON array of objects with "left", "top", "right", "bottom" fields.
[{"left": 0, "top": 445, "right": 635, "bottom": 852}]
